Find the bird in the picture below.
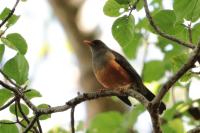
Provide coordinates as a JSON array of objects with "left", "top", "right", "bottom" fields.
[{"left": 84, "top": 40, "right": 166, "bottom": 114}]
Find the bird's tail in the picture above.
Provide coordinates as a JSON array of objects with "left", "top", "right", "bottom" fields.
[
  {"left": 137, "top": 84, "right": 166, "bottom": 114},
  {"left": 117, "top": 96, "right": 132, "bottom": 106}
]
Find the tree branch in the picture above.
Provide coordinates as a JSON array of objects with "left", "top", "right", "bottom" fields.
[
  {"left": 71, "top": 106, "right": 75, "bottom": 133},
  {"left": 143, "top": 0, "right": 195, "bottom": 49},
  {"left": 0, "top": 97, "right": 16, "bottom": 111},
  {"left": 152, "top": 41, "right": 200, "bottom": 105},
  {"left": 23, "top": 115, "right": 38, "bottom": 133}
]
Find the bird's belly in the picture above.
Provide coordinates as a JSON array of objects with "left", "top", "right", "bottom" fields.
[{"left": 94, "top": 60, "right": 132, "bottom": 90}]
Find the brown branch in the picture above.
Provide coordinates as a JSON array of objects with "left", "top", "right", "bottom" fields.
[
  {"left": 23, "top": 115, "right": 38, "bottom": 133},
  {"left": 128, "top": 0, "right": 140, "bottom": 16},
  {"left": 17, "top": 99, "right": 30, "bottom": 123},
  {"left": 0, "top": 80, "right": 18, "bottom": 93},
  {"left": 187, "top": 126, "right": 200, "bottom": 133},
  {"left": 0, "top": 0, "right": 20, "bottom": 28},
  {"left": 152, "top": 41, "right": 200, "bottom": 105},
  {"left": 36, "top": 119, "right": 43, "bottom": 133},
  {"left": 143, "top": 0, "right": 195, "bottom": 49},
  {"left": 71, "top": 106, "right": 75, "bottom": 133},
  {"left": 37, "top": 89, "right": 149, "bottom": 114},
  {"left": 188, "top": 22, "right": 193, "bottom": 43},
  {"left": 148, "top": 109, "right": 162, "bottom": 133}
]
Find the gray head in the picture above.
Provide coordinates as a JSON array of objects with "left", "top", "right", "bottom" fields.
[{"left": 83, "top": 40, "right": 110, "bottom": 55}]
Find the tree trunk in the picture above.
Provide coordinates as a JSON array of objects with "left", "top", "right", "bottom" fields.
[{"left": 49, "top": 0, "right": 128, "bottom": 123}]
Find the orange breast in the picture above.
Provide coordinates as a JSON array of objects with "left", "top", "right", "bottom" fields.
[{"left": 95, "top": 60, "right": 132, "bottom": 90}]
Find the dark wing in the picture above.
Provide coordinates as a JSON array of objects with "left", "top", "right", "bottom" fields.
[
  {"left": 111, "top": 50, "right": 143, "bottom": 86},
  {"left": 112, "top": 50, "right": 166, "bottom": 114}
]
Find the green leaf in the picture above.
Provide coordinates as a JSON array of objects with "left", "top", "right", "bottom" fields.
[
  {"left": 112, "top": 15, "right": 135, "bottom": 49},
  {"left": 0, "top": 89, "right": 13, "bottom": 107},
  {"left": 2, "top": 33, "right": 28, "bottom": 54},
  {"left": 170, "top": 52, "right": 189, "bottom": 72},
  {"left": 6, "top": 15, "right": 20, "bottom": 27},
  {"left": 9, "top": 103, "right": 29, "bottom": 118},
  {"left": 173, "top": 0, "right": 200, "bottom": 22},
  {"left": 192, "top": 23, "right": 200, "bottom": 44},
  {"left": 163, "top": 102, "right": 183, "bottom": 121},
  {"left": 0, "top": 120, "right": 19, "bottom": 133},
  {"left": 37, "top": 104, "right": 51, "bottom": 120},
  {"left": 25, "top": 89, "right": 42, "bottom": 100},
  {"left": 162, "top": 119, "right": 185, "bottom": 133},
  {"left": 143, "top": 60, "right": 165, "bottom": 82},
  {"left": 115, "top": 0, "right": 130, "bottom": 4},
  {"left": 180, "top": 72, "right": 193, "bottom": 82},
  {"left": 122, "top": 33, "right": 142, "bottom": 59},
  {"left": 3, "top": 53, "right": 29, "bottom": 85},
  {"left": 0, "top": 44, "right": 5, "bottom": 62},
  {"left": 153, "top": 10, "right": 176, "bottom": 34},
  {"left": 0, "top": 8, "right": 10, "bottom": 20},
  {"left": 136, "top": 0, "right": 144, "bottom": 11},
  {"left": 0, "top": 8, "right": 20, "bottom": 27},
  {"left": 103, "top": 0, "right": 124, "bottom": 17},
  {"left": 87, "top": 112, "right": 126, "bottom": 133}
]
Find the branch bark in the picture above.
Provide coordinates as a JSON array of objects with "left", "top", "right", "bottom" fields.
[{"left": 143, "top": 0, "right": 195, "bottom": 49}]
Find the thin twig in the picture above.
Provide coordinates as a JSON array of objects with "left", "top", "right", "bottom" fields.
[
  {"left": 0, "top": 0, "right": 20, "bottom": 28},
  {"left": 188, "top": 22, "right": 193, "bottom": 43},
  {"left": 143, "top": 0, "right": 195, "bottom": 49},
  {"left": 0, "top": 97, "right": 16, "bottom": 111},
  {"left": 71, "top": 106, "right": 75, "bottom": 133},
  {"left": 0, "top": 80, "right": 18, "bottom": 93},
  {"left": 128, "top": 0, "right": 140, "bottom": 16},
  {"left": 17, "top": 99, "right": 30, "bottom": 123},
  {"left": 14, "top": 101, "right": 26, "bottom": 128},
  {"left": 23, "top": 115, "right": 38, "bottom": 133},
  {"left": 36, "top": 119, "right": 43, "bottom": 133}
]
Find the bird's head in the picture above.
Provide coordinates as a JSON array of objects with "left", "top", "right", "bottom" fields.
[{"left": 83, "top": 40, "right": 108, "bottom": 51}]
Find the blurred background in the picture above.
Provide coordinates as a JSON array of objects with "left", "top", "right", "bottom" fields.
[{"left": 0, "top": 0, "right": 200, "bottom": 132}]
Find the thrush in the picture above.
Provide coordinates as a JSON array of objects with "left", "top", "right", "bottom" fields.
[{"left": 84, "top": 40, "right": 166, "bottom": 114}]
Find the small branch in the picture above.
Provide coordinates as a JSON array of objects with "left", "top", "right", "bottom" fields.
[
  {"left": 143, "top": 0, "right": 195, "bottom": 49},
  {"left": 188, "top": 22, "right": 193, "bottom": 43},
  {"left": 17, "top": 99, "right": 30, "bottom": 123},
  {"left": 14, "top": 101, "right": 27, "bottom": 129},
  {"left": 187, "top": 126, "right": 200, "bottom": 133},
  {"left": 0, "top": 97, "right": 16, "bottom": 111},
  {"left": 0, "top": 0, "right": 20, "bottom": 28},
  {"left": 71, "top": 106, "right": 75, "bottom": 133},
  {"left": 128, "top": 0, "right": 140, "bottom": 16},
  {"left": 23, "top": 115, "right": 38, "bottom": 133},
  {"left": 37, "top": 89, "right": 149, "bottom": 114},
  {"left": 152, "top": 41, "right": 200, "bottom": 107},
  {"left": 0, "top": 80, "right": 18, "bottom": 93},
  {"left": 36, "top": 119, "right": 43, "bottom": 133}
]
